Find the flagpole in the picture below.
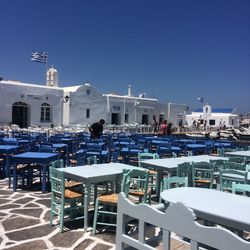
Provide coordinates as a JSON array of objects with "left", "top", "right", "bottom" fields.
[{"left": 45, "top": 52, "right": 48, "bottom": 85}]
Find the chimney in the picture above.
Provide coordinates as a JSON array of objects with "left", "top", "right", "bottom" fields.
[{"left": 128, "top": 84, "right": 132, "bottom": 96}]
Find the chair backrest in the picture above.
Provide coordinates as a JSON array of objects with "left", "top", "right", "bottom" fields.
[
  {"left": 209, "top": 159, "right": 225, "bottom": 171},
  {"left": 192, "top": 162, "right": 215, "bottom": 188},
  {"left": 116, "top": 192, "right": 250, "bottom": 250},
  {"left": 87, "top": 155, "right": 97, "bottom": 165},
  {"left": 51, "top": 159, "right": 64, "bottom": 168},
  {"left": 228, "top": 157, "right": 247, "bottom": 164},
  {"left": 138, "top": 152, "right": 159, "bottom": 168},
  {"left": 162, "top": 176, "right": 188, "bottom": 191},
  {"left": 172, "top": 152, "right": 177, "bottom": 158},
  {"left": 177, "top": 162, "right": 191, "bottom": 179},
  {"left": 223, "top": 161, "right": 246, "bottom": 171},
  {"left": 50, "top": 167, "right": 65, "bottom": 195},
  {"left": 219, "top": 169, "right": 247, "bottom": 192},
  {"left": 232, "top": 182, "right": 250, "bottom": 196},
  {"left": 122, "top": 168, "right": 150, "bottom": 203}
]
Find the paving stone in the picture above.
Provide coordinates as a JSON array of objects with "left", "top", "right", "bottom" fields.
[
  {"left": 0, "top": 198, "right": 12, "bottom": 204},
  {"left": 10, "top": 208, "right": 43, "bottom": 218},
  {"left": 0, "top": 212, "right": 7, "bottom": 216},
  {"left": 44, "top": 210, "right": 50, "bottom": 222},
  {"left": 24, "top": 202, "right": 40, "bottom": 208},
  {"left": 0, "top": 190, "right": 13, "bottom": 195},
  {"left": 12, "top": 194, "right": 24, "bottom": 199},
  {"left": 74, "top": 238, "right": 95, "bottom": 250},
  {"left": 6, "top": 224, "right": 55, "bottom": 241},
  {"left": 2, "top": 217, "right": 39, "bottom": 231},
  {"left": 92, "top": 243, "right": 113, "bottom": 250},
  {"left": 50, "top": 230, "right": 83, "bottom": 248},
  {"left": 0, "top": 204, "right": 20, "bottom": 210},
  {"left": 94, "top": 232, "right": 116, "bottom": 244},
  {"left": 14, "top": 197, "right": 34, "bottom": 204},
  {"left": 36, "top": 198, "right": 51, "bottom": 208},
  {"left": 0, "top": 236, "right": 2, "bottom": 244},
  {"left": 3, "top": 240, "right": 47, "bottom": 250}
]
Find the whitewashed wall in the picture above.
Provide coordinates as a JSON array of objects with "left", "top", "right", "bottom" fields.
[{"left": 0, "top": 81, "right": 63, "bottom": 127}]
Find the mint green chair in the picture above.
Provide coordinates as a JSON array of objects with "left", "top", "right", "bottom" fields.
[
  {"left": 177, "top": 162, "right": 192, "bottom": 186},
  {"left": 219, "top": 169, "right": 247, "bottom": 192},
  {"left": 228, "top": 157, "right": 247, "bottom": 164},
  {"left": 192, "top": 162, "right": 215, "bottom": 189},
  {"left": 172, "top": 152, "right": 177, "bottom": 158},
  {"left": 160, "top": 176, "right": 188, "bottom": 202},
  {"left": 138, "top": 152, "right": 159, "bottom": 193},
  {"left": 92, "top": 168, "right": 150, "bottom": 234},
  {"left": 223, "top": 161, "right": 246, "bottom": 171},
  {"left": 232, "top": 182, "right": 250, "bottom": 196},
  {"left": 87, "top": 155, "right": 97, "bottom": 165},
  {"left": 49, "top": 167, "right": 85, "bottom": 233}
]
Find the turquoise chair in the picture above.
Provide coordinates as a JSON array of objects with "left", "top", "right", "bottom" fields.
[
  {"left": 160, "top": 176, "right": 188, "bottom": 202},
  {"left": 49, "top": 167, "right": 85, "bottom": 233},
  {"left": 138, "top": 152, "right": 159, "bottom": 193},
  {"left": 92, "top": 168, "right": 150, "bottom": 234},
  {"left": 228, "top": 157, "right": 247, "bottom": 164},
  {"left": 223, "top": 161, "right": 246, "bottom": 171},
  {"left": 51, "top": 159, "right": 82, "bottom": 190},
  {"left": 219, "top": 169, "right": 247, "bottom": 192},
  {"left": 232, "top": 182, "right": 250, "bottom": 196},
  {"left": 87, "top": 155, "right": 97, "bottom": 165},
  {"left": 172, "top": 152, "right": 177, "bottom": 158},
  {"left": 192, "top": 162, "right": 215, "bottom": 189},
  {"left": 177, "top": 162, "right": 192, "bottom": 186}
]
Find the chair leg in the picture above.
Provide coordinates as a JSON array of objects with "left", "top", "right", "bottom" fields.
[
  {"left": 92, "top": 198, "right": 100, "bottom": 235},
  {"left": 59, "top": 202, "right": 65, "bottom": 233}
]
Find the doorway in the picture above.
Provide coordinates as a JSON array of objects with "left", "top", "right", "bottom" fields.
[
  {"left": 111, "top": 113, "right": 120, "bottom": 125},
  {"left": 12, "top": 102, "right": 29, "bottom": 128},
  {"left": 141, "top": 114, "right": 149, "bottom": 125}
]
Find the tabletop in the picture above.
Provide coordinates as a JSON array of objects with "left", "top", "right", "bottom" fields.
[
  {"left": 160, "top": 187, "right": 250, "bottom": 231},
  {"left": 140, "top": 155, "right": 228, "bottom": 171},
  {"left": 224, "top": 150, "right": 250, "bottom": 158},
  {"left": 0, "top": 145, "right": 20, "bottom": 151}
]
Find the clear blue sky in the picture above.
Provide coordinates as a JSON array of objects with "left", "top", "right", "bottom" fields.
[{"left": 1, "top": 0, "right": 249, "bottom": 113}]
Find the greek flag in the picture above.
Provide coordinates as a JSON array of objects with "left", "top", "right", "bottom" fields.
[
  {"left": 197, "top": 97, "right": 204, "bottom": 103},
  {"left": 30, "top": 52, "right": 47, "bottom": 63}
]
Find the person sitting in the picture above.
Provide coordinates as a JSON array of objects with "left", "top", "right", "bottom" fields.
[{"left": 89, "top": 119, "right": 105, "bottom": 139}]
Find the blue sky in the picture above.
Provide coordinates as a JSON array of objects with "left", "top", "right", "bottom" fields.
[{"left": 1, "top": 0, "right": 249, "bottom": 113}]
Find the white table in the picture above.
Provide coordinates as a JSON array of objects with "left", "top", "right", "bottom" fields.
[
  {"left": 224, "top": 150, "right": 250, "bottom": 159},
  {"left": 160, "top": 187, "right": 250, "bottom": 232},
  {"left": 140, "top": 155, "right": 228, "bottom": 196},
  {"left": 60, "top": 163, "right": 143, "bottom": 231}
]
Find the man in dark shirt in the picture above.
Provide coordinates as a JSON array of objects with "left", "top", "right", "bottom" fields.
[{"left": 89, "top": 119, "right": 105, "bottom": 139}]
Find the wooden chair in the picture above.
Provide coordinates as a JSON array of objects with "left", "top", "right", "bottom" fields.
[
  {"left": 228, "top": 157, "right": 247, "bottom": 164},
  {"left": 138, "top": 152, "right": 159, "bottom": 193},
  {"left": 92, "top": 168, "right": 150, "bottom": 234},
  {"left": 219, "top": 169, "right": 247, "bottom": 192},
  {"left": 49, "top": 167, "right": 85, "bottom": 232},
  {"left": 232, "top": 182, "right": 250, "bottom": 196},
  {"left": 223, "top": 161, "right": 246, "bottom": 171},
  {"left": 51, "top": 160, "right": 82, "bottom": 190},
  {"left": 192, "top": 162, "right": 215, "bottom": 189},
  {"left": 160, "top": 176, "right": 188, "bottom": 202},
  {"left": 177, "top": 162, "right": 192, "bottom": 186}
]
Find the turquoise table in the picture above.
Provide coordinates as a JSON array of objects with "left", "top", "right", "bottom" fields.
[
  {"left": 141, "top": 155, "right": 228, "bottom": 196},
  {"left": 161, "top": 187, "right": 250, "bottom": 232},
  {"left": 224, "top": 150, "right": 250, "bottom": 160},
  {"left": 60, "top": 163, "right": 143, "bottom": 231}
]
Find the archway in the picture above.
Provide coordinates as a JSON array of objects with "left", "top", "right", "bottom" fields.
[{"left": 12, "top": 102, "right": 29, "bottom": 128}]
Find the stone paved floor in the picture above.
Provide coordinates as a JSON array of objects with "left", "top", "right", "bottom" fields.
[{"left": 0, "top": 178, "right": 188, "bottom": 250}]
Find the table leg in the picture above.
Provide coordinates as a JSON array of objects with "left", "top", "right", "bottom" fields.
[
  {"left": 13, "top": 163, "right": 17, "bottom": 192},
  {"left": 84, "top": 183, "right": 91, "bottom": 231},
  {"left": 42, "top": 165, "right": 47, "bottom": 193}
]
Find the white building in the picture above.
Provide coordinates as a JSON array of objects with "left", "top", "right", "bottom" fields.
[
  {"left": 185, "top": 104, "right": 239, "bottom": 128},
  {"left": 0, "top": 67, "right": 188, "bottom": 128}
]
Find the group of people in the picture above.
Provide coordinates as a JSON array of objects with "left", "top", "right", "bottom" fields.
[{"left": 152, "top": 119, "right": 172, "bottom": 135}]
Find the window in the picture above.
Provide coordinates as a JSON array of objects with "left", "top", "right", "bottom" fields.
[
  {"left": 41, "top": 103, "right": 51, "bottom": 122},
  {"left": 125, "top": 114, "right": 129, "bottom": 123},
  {"left": 86, "top": 109, "right": 90, "bottom": 118},
  {"left": 209, "top": 119, "right": 215, "bottom": 125}
]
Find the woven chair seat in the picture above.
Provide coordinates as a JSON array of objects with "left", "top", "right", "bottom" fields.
[
  {"left": 65, "top": 181, "right": 83, "bottom": 188},
  {"left": 64, "top": 189, "right": 83, "bottom": 199},
  {"left": 149, "top": 170, "right": 157, "bottom": 175},
  {"left": 98, "top": 193, "right": 119, "bottom": 204}
]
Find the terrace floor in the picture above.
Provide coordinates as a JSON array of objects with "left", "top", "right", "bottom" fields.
[{"left": 0, "top": 178, "right": 188, "bottom": 250}]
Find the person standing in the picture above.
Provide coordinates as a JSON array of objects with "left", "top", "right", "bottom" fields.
[
  {"left": 152, "top": 119, "right": 158, "bottom": 134},
  {"left": 89, "top": 119, "right": 105, "bottom": 139},
  {"left": 159, "top": 120, "right": 167, "bottom": 135}
]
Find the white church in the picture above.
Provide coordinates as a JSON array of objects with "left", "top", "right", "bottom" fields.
[{"left": 0, "top": 67, "right": 188, "bottom": 128}]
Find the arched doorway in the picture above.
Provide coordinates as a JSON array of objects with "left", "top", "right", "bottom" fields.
[{"left": 12, "top": 102, "right": 29, "bottom": 128}]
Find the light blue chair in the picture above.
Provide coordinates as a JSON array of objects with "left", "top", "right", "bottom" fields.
[
  {"left": 49, "top": 167, "right": 85, "bottom": 233},
  {"left": 232, "top": 182, "right": 250, "bottom": 196}
]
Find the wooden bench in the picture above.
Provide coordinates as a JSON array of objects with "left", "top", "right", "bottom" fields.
[{"left": 116, "top": 192, "right": 250, "bottom": 250}]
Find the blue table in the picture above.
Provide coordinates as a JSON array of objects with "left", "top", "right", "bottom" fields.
[
  {"left": 2, "top": 138, "right": 18, "bottom": 145},
  {"left": 0, "top": 145, "right": 20, "bottom": 178},
  {"left": 52, "top": 143, "right": 69, "bottom": 165},
  {"left": 186, "top": 144, "right": 207, "bottom": 155},
  {"left": 12, "top": 152, "right": 58, "bottom": 193}
]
